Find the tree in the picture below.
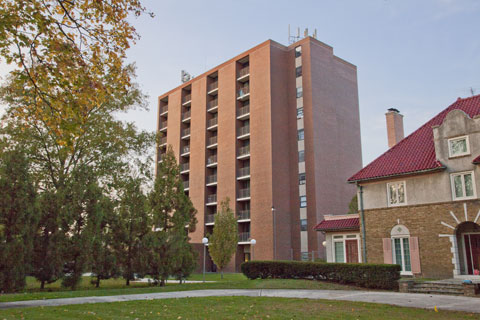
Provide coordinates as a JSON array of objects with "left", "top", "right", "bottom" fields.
[
  {"left": 0, "top": 148, "right": 37, "bottom": 292},
  {"left": 348, "top": 194, "right": 358, "bottom": 214},
  {"left": 208, "top": 198, "right": 238, "bottom": 279},
  {"left": 147, "top": 146, "right": 197, "bottom": 286}
]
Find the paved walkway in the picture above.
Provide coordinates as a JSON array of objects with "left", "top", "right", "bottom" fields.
[{"left": 1, "top": 289, "right": 480, "bottom": 313}]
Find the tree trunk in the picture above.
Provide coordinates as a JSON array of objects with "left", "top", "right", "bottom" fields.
[
  {"left": 96, "top": 277, "right": 100, "bottom": 288},
  {"left": 40, "top": 280, "right": 45, "bottom": 290},
  {"left": 221, "top": 270, "right": 223, "bottom": 279},
  {"left": 160, "top": 278, "right": 165, "bottom": 287},
  {"left": 126, "top": 278, "right": 130, "bottom": 286}
]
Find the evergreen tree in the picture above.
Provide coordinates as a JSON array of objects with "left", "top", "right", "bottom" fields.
[
  {"left": 0, "top": 149, "right": 37, "bottom": 292},
  {"left": 348, "top": 194, "right": 359, "bottom": 214},
  {"left": 208, "top": 198, "right": 238, "bottom": 279}
]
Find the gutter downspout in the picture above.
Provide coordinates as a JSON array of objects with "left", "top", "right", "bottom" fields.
[{"left": 358, "top": 184, "right": 367, "bottom": 263}]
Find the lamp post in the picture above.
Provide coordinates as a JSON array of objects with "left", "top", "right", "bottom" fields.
[
  {"left": 202, "top": 237, "right": 209, "bottom": 283},
  {"left": 271, "top": 206, "right": 276, "bottom": 260},
  {"left": 250, "top": 239, "right": 256, "bottom": 260}
]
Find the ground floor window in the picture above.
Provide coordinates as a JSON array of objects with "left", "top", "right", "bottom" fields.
[
  {"left": 393, "top": 237, "right": 411, "bottom": 273},
  {"left": 332, "top": 234, "right": 360, "bottom": 263}
]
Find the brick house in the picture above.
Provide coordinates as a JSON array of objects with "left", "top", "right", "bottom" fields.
[{"left": 348, "top": 95, "right": 480, "bottom": 278}]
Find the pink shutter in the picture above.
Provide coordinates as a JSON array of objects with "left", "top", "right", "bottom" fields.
[
  {"left": 409, "top": 237, "right": 421, "bottom": 274},
  {"left": 383, "top": 238, "right": 393, "bottom": 264}
]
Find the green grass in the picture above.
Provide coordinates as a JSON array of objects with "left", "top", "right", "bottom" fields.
[
  {"left": 0, "top": 274, "right": 361, "bottom": 303},
  {"left": 0, "top": 296, "right": 477, "bottom": 319}
]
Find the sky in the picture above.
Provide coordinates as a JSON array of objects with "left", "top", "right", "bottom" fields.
[{"left": 2, "top": 0, "right": 480, "bottom": 166}]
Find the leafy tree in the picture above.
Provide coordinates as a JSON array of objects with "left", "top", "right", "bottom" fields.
[
  {"left": 147, "top": 146, "right": 197, "bottom": 286},
  {"left": 208, "top": 198, "right": 238, "bottom": 279},
  {"left": 348, "top": 194, "right": 358, "bottom": 214},
  {"left": 0, "top": 149, "right": 37, "bottom": 292}
]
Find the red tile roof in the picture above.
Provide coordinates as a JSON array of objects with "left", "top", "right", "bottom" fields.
[
  {"left": 349, "top": 95, "right": 480, "bottom": 182},
  {"left": 473, "top": 155, "right": 480, "bottom": 164},
  {"left": 314, "top": 217, "right": 359, "bottom": 232}
]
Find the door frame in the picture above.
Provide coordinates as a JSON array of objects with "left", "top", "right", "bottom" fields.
[{"left": 462, "top": 232, "right": 480, "bottom": 275}]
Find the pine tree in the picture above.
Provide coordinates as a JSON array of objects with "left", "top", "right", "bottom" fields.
[
  {"left": 0, "top": 149, "right": 37, "bottom": 293},
  {"left": 208, "top": 198, "right": 238, "bottom": 279}
]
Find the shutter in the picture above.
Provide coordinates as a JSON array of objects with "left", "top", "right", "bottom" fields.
[
  {"left": 383, "top": 238, "right": 393, "bottom": 264},
  {"left": 409, "top": 237, "right": 421, "bottom": 274}
]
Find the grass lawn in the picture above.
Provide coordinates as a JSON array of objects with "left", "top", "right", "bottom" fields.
[
  {"left": 0, "top": 296, "right": 477, "bottom": 319},
  {"left": 0, "top": 273, "right": 362, "bottom": 303}
]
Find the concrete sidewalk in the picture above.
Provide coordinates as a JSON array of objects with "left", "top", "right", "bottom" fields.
[{"left": 1, "top": 289, "right": 479, "bottom": 313}]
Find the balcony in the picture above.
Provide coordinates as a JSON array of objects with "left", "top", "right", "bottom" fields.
[
  {"left": 237, "top": 167, "right": 250, "bottom": 180},
  {"left": 237, "top": 145, "right": 250, "bottom": 159},
  {"left": 207, "top": 136, "right": 218, "bottom": 149},
  {"left": 181, "top": 145, "right": 190, "bottom": 156},
  {"left": 207, "top": 155, "right": 218, "bottom": 167},
  {"left": 207, "top": 81, "right": 218, "bottom": 95},
  {"left": 207, "top": 98, "right": 218, "bottom": 113},
  {"left": 160, "top": 105, "right": 168, "bottom": 115},
  {"left": 237, "top": 104, "right": 250, "bottom": 120},
  {"left": 238, "top": 232, "right": 251, "bottom": 243},
  {"left": 206, "top": 174, "right": 217, "bottom": 186},
  {"left": 159, "top": 121, "right": 168, "bottom": 132},
  {"left": 182, "top": 94, "right": 191, "bottom": 106},
  {"left": 205, "top": 214, "right": 215, "bottom": 225},
  {"left": 180, "top": 162, "right": 189, "bottom": 173},
  {"left": 206, "top": 194, "right": 217, "bottom": 205},
  {"left": 207, "top": 117, "right": 218, "bottom": 130},
  {"left": 237, "top": 66, "right": 250, "bottom": 82},
  {"left": 181, "top": 127, "right": 190, "bottom": 139},
  {"left": 183, "top": 180, "right": 189, "bottom": 191},
  {"left": 237, "top": 125, "right": 250, "bottom": 139},
  {"left": 237, "top": 210, "right": 250, "bottom": 221},
  {"left": 182, "top": 110, "right": 191, "bottom": 122},
  {"left": 237, "top": 188, "right": 250, "bottom": 200},
  {"left": 237, "top": 86, "right": 250, "bottom": 101},
  {"left": 159, "top": 136, "right": 167, "bottom": 147}
]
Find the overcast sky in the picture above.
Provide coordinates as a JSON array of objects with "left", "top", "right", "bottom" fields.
[{"left": 3, "top": 0, "right": 479, "bottom": 166}]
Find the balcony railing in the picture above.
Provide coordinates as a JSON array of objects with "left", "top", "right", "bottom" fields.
[
  {"left": 208, "top": 136, "right": 218, "bottom": 146},
  {"left": 238, "top": 126, "right": 250, "bottom": 137},
  {"left": 206, "top": 174, "right": 217, "bottom": 184},
  {"left": 207, "top": 117, "right": 218, "bottom": 128},
  {"left": 182, "top": 110, "right": 191, "bottom": 120},
  {"left": 181, "top": 127, "right": 190, "bottom": 137},
  {"left": 159, "top": 136, "right": 167, "bottom": 145},
  {"left": 183, "top": 180, "right": 189, "bottom": 189},
  {"left": 208, "top": 98, "right": 218, "bottom": 110},
  {"left": 181, "top": 145, "right": 190, "bottom": 154},
  {"left": 237, "top": 105, "right": 250, "bottom": 117},
  {"left": 238, "top": 145, "right": 250, "bottom": 157},
  {"left": 207, "top": 194, "right": 217, "bottom": 204},
  {"left": 205, "top": 214, "right": 215, "bottom": 224},
  {"left": 207, "top": 81, "right": 218, "bottom": 92},
  {"left": 180, "top": 162, "right": 189, "bottom": 172},
  {"left": 238, "top": 66, "right": 250, "bottom": 78},
  {"left": 238, "top": 86, "right": 250, "bottom": 98},
  {"left": 207, "top": 154, "right": 217, "bottom": 165},
  {"left": 238, "top": 210, "right": 250, "bottom": 220},
  {"left": 160, "top": 106, "right": 168, "bottom": 114},
  {"left": 238, "top": 188, "right": 250, "bottom": 199},
  {"left": 238, "top": 232, "right": 251, "bottom": 242},
  {"left": 160, "top": 121, "right": 168, "bottom": 130},
  {"left": 238, "top": 167, "right": 250, "bottom": 177},
  {"left": 183, "top": 94, "right": 191, "bottom": 104}
]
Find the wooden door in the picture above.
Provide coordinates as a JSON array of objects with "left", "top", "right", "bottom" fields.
[
  {"left": 345, "top": 240, "right": 359, "bottom": 263},
  {"left": 465, "top": 234, "right": 480, "bottom": 274}
]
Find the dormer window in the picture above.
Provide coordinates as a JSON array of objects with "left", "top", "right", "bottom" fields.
[{"left": 448, "top": 135, "right": 470, "bottom": 158}]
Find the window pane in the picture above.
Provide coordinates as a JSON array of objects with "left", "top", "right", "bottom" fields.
[
  {"left": 295, "top": 46, "right": 302, "bottom": 57},
  {"left": 334, "top": 242, "right": 345, "bottom": 263},
  {"left": 454, "top": 175, "right": 464, "bottom": 198},
  {"left": 299, "top": 173, "right": 306, "bottom": 185},
  {"left": 394, "top": 238, "right": 403, "bottom": 269},
  {"left": 297, "top": 107, "right": 304, "bottom": 119},
  {"left": 450, "top": 138, "right": 467, "bottom": 156},
  {"left": 464, "top": 174, "right": 474, "bottom": 197},
  {"left": 397, "top": 183, "right": 405, "bottom": 203},
  {"left": 296, "top": 87, "right": 303, "bottom": 98},
  {"left": 403, "top": 238, "right": 411, "bottom": 272},
  {"left": 389, "top": 184, "right": 397, "bottom": 204},
  {"left": 300, "top": 219, "right": 307, "bottom": 231},
  {"left": 296, "top": 66, "right": 302, "bottom": 77},
  {"left": 298, "top": 150, "right": 305, "bottom": 162},
  {"left": 297, "top": 129, "right": 304, "bottom": 141}
]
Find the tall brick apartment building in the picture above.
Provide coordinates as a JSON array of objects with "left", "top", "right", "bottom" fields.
[{"left": 156, "top": 37, "right": 362, "bottom": 271}]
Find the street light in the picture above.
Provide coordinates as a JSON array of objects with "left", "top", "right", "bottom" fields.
[
  {"left": 271, "top": 206, "right": 276, "bottom": 260},
  {"left": 250, "top": 239, "right": 256, "bottom": 260},
  {"left": 202, "top": 237, "right": 209, "bottom": 283}
]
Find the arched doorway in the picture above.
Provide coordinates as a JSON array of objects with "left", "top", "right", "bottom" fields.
[{"left": 456, "top": 222, "right": 480, "bottom": 275}]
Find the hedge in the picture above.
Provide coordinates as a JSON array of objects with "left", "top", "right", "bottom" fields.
[{"left": 240, "top": 261, "right": 401, "bottom": 290}]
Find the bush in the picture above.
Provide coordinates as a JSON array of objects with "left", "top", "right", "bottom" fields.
[{"left": 240, "top": 261, "right": 401, "bottom": 290}]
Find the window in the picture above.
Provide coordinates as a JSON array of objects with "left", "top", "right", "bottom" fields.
[
  {"left": 300, "top": 196, "right": 307, "bottom": 208},
  {"left": 448, "top": 136, "right": 470, "bottom": 158},
  {"left": 296, "top": 87, "right": 303, "bottom": 98},
  {"left": 390, "top": 225, "right": 412, "bottom": 275},
  {"left": 297, "top": 107, "right": 304, "bottom": 119},
  {"left": 300, "top": 219, "right": 307, "bottom": 231},
  {"left": 298, "top": 150, "right": 305, "bottom": 162},
  {"left": 295, "top": 66, "right": 302, "bottom": 77},
  {"left": 299, "top": 173, "right": 306, "bottom": 185},
  {"left": 332, "top": 234, "right": 361, "bottom": 263},
  {"left": 387, "top": 181, "right": 406, "bottom": 206},
  {"left": 295, "top": 46, "right": 302, "bottom": 58},
  {"left": 451, "top": 171, "right": 476, "bottom": 200},
  {"left": 334, "top": 241, "right": 345, "bottom": 263},
  {"left": 297, "top": 129, "right": 304, "bottom": 141}
]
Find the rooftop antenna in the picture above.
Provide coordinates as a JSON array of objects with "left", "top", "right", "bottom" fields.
[
  {"left": 470, "top": 87, "right": 476, "bottom": 96},
  {"left": 181, "top": 70, "right": 191, "bottom": 83},
  {"left": 288, "top": 24, "right": 301, "bottom": 44},
  {"left": 313, "top": 28, "right": 317, "bottom": 39},
  {"left": 304, "top": 28, "right": 308, "bottom": 38}
]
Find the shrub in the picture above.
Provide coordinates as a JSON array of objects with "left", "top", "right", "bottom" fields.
[{"left": 240, "top": 261, "right": 401, "bottom": 290}]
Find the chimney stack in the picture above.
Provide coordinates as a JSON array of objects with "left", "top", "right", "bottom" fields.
[{"left": 385, "top": 108, "right": 404, "bottom": 148}]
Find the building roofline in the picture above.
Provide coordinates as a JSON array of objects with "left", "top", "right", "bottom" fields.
[{"left": 348, "top": 165, "right": 446, "bottom": 184}]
